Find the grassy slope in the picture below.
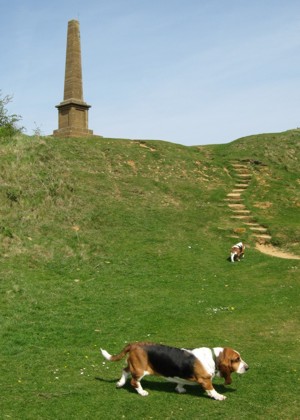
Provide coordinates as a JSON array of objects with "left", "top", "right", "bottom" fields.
[
  {"left": 211, "top": 130, "right": 300, "bottom": 250},
  {"left": 0, "top": 131, "right": 299, "bottom": 419}
]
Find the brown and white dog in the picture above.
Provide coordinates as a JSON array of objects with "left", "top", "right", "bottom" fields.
[
  {"left": 230, "top": 242, "right": 245, "bottom": 263},
  {"left": 100, "top": 342, "right": 249, "bottom": 400}
]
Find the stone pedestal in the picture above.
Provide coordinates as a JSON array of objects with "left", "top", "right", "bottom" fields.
[{"left": 53, "top": 99, "right": 93, "bottom": 138}]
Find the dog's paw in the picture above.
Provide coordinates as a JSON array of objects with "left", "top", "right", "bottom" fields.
[
  {"left": 207, "top": 389, "right": 227, "bottom": 401},
  {"left": 139, "top": 389, "right": 149, "bottom": 396},
  {"left": 116, "top": 380, "right": 125, "bottom": 388},
  {"left": 175, "top": 384, "right": 187, "bottom": 394},
  {"left": 214, "top": 393, "right": 226, "bottom": 401}
]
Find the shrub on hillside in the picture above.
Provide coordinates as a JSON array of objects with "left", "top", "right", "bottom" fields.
[{"left": 0, "top": 91, "right": 23, "bottom": 138}]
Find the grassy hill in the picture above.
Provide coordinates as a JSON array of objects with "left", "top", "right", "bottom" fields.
[{"left": 1, "top": 130, "right": 299, "bottom": 419}]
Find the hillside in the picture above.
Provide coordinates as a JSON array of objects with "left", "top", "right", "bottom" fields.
[
  {"left": 1, "top": 130, "right": 300, "bottom": 419},
  {"left": 1, "top": 129, "right": 299, "bottom": 262}
]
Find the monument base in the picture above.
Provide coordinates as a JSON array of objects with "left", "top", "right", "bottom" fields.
[
  {"left": 53, "top": 127, "right": 94, "bottom": 138},
  {"left": 53, "top": 99, "right": 94, "bottom": 138}
]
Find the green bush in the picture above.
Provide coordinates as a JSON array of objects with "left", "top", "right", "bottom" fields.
[{"left": 0, "top": 91, "right": 23, "bottom": 138}]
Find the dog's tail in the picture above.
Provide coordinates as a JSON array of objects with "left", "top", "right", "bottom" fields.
[{"left": 100, "top": 344, "right": 131, "bottom": 362}]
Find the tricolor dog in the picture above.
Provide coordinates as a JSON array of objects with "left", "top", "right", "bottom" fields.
[
  {"left": 230, "top": 242, "right": 245, "bottom": 263},
  {"left": 100, "top": 342, "right": 249, "bottom": 400}
]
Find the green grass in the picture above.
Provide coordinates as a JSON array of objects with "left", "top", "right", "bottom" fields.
[{"left": 0, "top": 131, "right": 299, "bottom": 419}]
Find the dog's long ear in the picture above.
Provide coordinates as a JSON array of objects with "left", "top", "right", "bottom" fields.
[{"left": 217, "top": 348, "right": 233, "bottom": 385}]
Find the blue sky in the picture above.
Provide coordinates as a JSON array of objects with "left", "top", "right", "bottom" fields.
[{"left": 1, "top": 0, "right": 300, "bottom": 145}]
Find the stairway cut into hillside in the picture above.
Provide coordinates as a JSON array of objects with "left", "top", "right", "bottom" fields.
[{"left": 225, "top": 160, "right": 300, "bottom": 260}]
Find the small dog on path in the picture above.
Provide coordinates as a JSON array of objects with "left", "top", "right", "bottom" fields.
[{"left": 230, "top": 242, "right": 245, "bottom": 262}]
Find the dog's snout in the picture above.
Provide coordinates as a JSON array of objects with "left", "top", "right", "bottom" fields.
[
  {"left": 237, "top": 360, "right": 249, "bottom": 374},
  {"left": 243, "top": 362, "right": 249, "bottom": 372}
]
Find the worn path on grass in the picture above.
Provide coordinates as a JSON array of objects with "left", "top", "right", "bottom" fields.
[{"left": 225, "top": 160, "right": 300, "bottom": 260}]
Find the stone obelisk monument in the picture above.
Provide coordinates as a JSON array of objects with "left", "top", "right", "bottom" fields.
[{"left": 53, "top": 20, "right": 93, "bottom": 137}]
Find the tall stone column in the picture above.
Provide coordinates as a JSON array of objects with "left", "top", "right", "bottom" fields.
[{"left": 53, "top": 20, "right": 93, "bottom": 137}]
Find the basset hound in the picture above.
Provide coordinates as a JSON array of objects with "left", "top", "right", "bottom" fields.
[
  {"left": 230, "top": 242, "right": 245, "bottom": 263},
  {"left": 100, "top": 342, "right": 249, "bottom": 400}
]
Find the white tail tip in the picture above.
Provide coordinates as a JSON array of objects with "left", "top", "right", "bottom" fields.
[{"left": 100, "top": 348, "right": 112, "bottom": 360}]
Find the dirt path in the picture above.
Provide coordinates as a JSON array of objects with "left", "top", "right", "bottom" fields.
[
  {"left": 255, "top": 243, "right": 300, "bottom": 260},
  {"left": 226, "top": 160, "right": 300, "bottom": 260}
]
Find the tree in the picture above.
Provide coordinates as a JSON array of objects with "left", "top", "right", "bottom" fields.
[{"left": 0, "top": 91, "right": 23, "bottom": 137}]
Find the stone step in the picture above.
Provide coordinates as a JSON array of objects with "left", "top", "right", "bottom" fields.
[
  {"left": 224, "top": 198, "right": 244, "bottom": 203},
  {"left": 232, "top": 209, "right": 251, "bottom": 214},
  {"left": 228, "top": 204, "right": 246, "bottom": 209},
  {"left": 236, "top": 174, "right": 252, "bottom": 178},
  {"left": 234, "top": 169, "right": 251, "bottom": 173},
  {"left": 227, "top": 193, "right": 241, "bottom": 197},
  {"left": 250, "top": 227, "right": 268, "bottom": 233},
  {"left": 254, "top": 235, "right": 272, "bottom": 244},
  {"left": 231, "top": 164, "right": 248, "bottom": 169},
  {"left": 230, "top": 215, "right": 253, "bottom": 220}
]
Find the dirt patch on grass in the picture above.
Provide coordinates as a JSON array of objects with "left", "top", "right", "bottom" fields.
[
  {"left": 253, "top": 201, "right": 273, "bottom": 209},
  {"left": 256, "top": 243, "right": 300, "bottom": 260}
]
